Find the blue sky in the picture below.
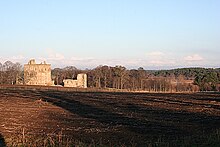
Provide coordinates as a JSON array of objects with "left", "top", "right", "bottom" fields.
[{"left": 0, "top": 0, "right": 219, "bottom": 69}]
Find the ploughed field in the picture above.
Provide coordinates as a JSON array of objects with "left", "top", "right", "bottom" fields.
[{"left": 0, "top": 89, "right": 220, "bottom": 146}]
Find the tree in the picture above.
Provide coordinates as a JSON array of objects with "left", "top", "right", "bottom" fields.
[
  {"left": 0, "top": 62, "right": 3, "bottom": 84},
  {"left": 0, "top": 61, "right": 22, "bottom": 84},
  {"left": 112, "top": 66, "right": 128, "bottom": 89}
]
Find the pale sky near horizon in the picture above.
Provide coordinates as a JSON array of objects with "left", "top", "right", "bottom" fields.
[{"left": 0, "top": 0, "right": 219, "bottom": 69}]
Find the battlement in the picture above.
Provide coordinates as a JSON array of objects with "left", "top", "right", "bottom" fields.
[{"left": 28, "top": 59, "right": 36, "bottom": 64}]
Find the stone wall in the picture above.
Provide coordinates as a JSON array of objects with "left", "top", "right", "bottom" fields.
[
  {"left": 63, "top": 73, "right": 87, "bottom": 88},
  {"left": 24, "top": 59, "right": 53, "bottom": 86},
  {"left": 63, "top": 79, "right": 78, "bottom": 87}
]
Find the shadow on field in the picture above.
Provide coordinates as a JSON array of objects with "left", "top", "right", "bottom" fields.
[
  {"left": 2, "top": 89, "right": 220, "bottom": 145},
  {"left": 0, "top": 134, "right": 6, "bottom": 147},
  {"left": 39, "top": 91, "right": 220, "bottom": 138}
]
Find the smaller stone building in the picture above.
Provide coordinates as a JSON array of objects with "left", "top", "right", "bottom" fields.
[{"left": 63, "top": 73, "right": 87, "bottom": 88}]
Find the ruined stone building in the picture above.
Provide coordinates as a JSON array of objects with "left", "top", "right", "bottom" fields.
[
  {"left": 24, "top": 59, "right": 53, "bottom": 86},
  {"left": 63, "top": 73, "right": 87, "bottom": 88},
  {"left": 24, "top": 59, "right": 87, "bottom": 88}
]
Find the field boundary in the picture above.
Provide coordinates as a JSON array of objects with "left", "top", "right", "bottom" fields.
[
  {"left": 0, "top": 84, "right": 133, "bottom": 93},
  {"left": 0, "top": 84, "right": 198, "bottom": 94}
]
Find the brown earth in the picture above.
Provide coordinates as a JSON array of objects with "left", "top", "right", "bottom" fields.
[{"left": 0, "top": 89, "right": 220, "bottom": 146}]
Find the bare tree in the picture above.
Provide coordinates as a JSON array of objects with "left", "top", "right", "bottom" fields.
[
  {"left": 0, "top": 61, "right": 22, "bottom": 84},
  {"left": 0, "top": 62, "right": 2, "bottom": 84}
]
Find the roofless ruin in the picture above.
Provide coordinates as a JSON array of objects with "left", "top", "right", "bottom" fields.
[{"left": 24, "top": 59, "right": 87, "bottom": 88}]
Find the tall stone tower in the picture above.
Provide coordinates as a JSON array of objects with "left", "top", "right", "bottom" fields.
[{"left": 24, "top": 59, "right": 52, "bottom": 86}]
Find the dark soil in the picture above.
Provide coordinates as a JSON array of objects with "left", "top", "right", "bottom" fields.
[{"left": 0, "top": 89, "right": 220, "bottom": 146}]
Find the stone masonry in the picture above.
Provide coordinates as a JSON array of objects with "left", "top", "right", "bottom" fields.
[
  {"left": 63, "top": 73, "right": 87, "bottom": 88},
  {"left": 24, "top": 59, "right": 53, "bottom": 86}
]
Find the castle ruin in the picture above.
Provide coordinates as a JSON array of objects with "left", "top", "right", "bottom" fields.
[
  {"left": 63, "top": 74, "right": 87, "bottom": 88},
  {"left": 24, "top": 59, "right": 53, "bottom": 86},
  {"left": 24, "top": 59, "right": 87, "bottom": 88}
]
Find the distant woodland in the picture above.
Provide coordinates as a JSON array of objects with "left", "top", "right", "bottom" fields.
[{"left": 1, "top": 61, "right": 220, "bottom": 92}]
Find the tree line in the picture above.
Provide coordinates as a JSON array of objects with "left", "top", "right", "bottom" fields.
[
  {"left": 1, "top": 61, "right": 220, "bottom": 92},
  {"left": 86, "top": 66, "right": 200, "bottom": 92}
]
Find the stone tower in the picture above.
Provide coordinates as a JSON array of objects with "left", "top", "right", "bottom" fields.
[
  {"left": 24, "top": 59, "right": 52, "bottom": 86},
  {"left": 77, "top": 73, "right": 87, "bottom": 88}
]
